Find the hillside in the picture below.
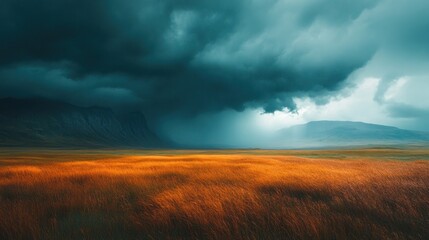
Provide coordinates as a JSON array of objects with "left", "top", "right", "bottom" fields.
[
  {"left": 0, "top": 98, "right": 164, "bottom": 148},
  {"left": 276, "top": 121, "right": 429, "bottom": 148}
]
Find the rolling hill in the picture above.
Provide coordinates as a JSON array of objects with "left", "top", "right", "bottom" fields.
[{"left": 275, "top": 121, "right": 429, "bottom": 148}]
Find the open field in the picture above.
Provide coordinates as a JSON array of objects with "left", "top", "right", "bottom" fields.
[{"left": 0, "top": 148, "right": 428, "bottom": 239}]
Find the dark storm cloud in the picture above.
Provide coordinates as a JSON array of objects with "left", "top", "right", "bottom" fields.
[
  {"left": 0, "top": 63, "right": 144, "bottom": 110},
  {"left": 1, "top": 0, "right": 428, "bottom": 123}
]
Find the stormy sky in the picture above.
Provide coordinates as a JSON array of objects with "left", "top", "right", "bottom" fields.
[{"left": 1, "top": 0, "right": 429, "bottom": 146}]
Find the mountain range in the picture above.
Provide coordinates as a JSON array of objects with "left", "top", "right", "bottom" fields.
[
  {"left": 0, "top": 98, "right": 164, "bottom": 148},
  {"left": 1, "top": 98, "right": 428, "bottom": 149}
]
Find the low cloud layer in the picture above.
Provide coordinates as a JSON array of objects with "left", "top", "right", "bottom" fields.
[{"left": 1, "top": 0, "right": 429, "bottom": 144}]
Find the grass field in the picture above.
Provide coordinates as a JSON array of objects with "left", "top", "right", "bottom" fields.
[{"left": 0, "top": 148, "right": 428, "bottom": 239}]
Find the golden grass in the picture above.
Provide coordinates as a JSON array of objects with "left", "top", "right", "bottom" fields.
[{"left": 0, "top": 149, "right": 428, "bottom": 239}]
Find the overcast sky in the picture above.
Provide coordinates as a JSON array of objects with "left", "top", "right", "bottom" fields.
[{"left": 1, "top": 0, "right": 428, "bottom": 146}]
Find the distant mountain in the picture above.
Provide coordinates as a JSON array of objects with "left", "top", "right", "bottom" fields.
[
  {"left": 275, "top": 121, "right": 429, "bottom": 148},
  {"left": 0, "top": 98, "right": 165, "bottom": 148}
]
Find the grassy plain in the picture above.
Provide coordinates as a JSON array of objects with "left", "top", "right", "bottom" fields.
[{"left": 0, "top": 148, "right": 428, "bottom": 239}]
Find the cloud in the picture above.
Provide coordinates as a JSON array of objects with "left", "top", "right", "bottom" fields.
[
  {"left": 0, "top": 0, "right": 375, "bottom": 114},
  {"left": 0, "top": 63, "right": 143, "bottom": 110},
  {"left": 1, "top": 0, "right": 429, "bottom": 144},
  {"left": 247, "top": 76, "right": 429, "bottom": 135}
]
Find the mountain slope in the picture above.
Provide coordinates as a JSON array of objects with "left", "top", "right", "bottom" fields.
[
  {"left": 276, "top": 121, "right": 429, "bottom": 148},
  {"left": 0, "top": 98, "right": 164, "bottom": 148}
]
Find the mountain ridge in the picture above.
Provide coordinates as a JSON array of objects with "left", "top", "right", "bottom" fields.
[{"left": 0, "top": 98, "right": 165, "bottom": 148}]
